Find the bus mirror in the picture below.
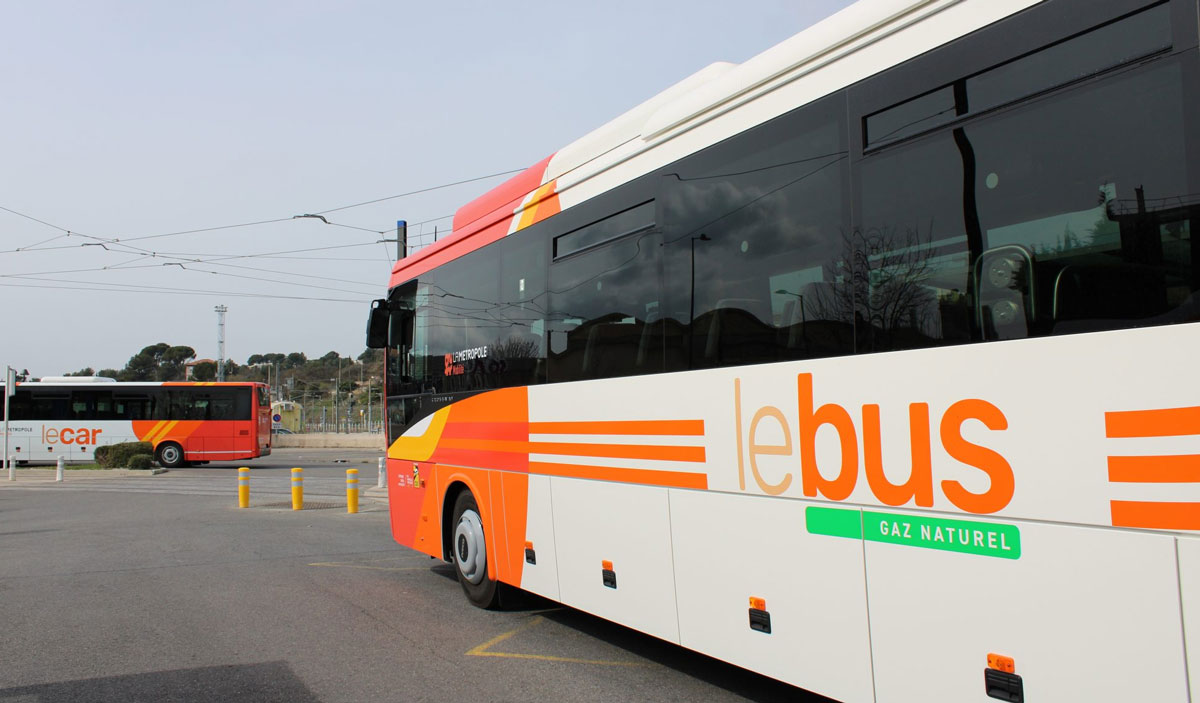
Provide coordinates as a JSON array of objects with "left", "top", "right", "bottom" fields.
[{"left": 366, "top": 299, "right": 389, "bottom": 349}]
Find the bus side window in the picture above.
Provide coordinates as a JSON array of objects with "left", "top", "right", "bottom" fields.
[
  {"left": 971, "top": 58, "right": 1195, "bottom": 337},
  {"left": 662, "top": 92, "right": 852, "bottom": 368},
  {"left": 548, "top": 230, "right": 662, "bottom": 382}
]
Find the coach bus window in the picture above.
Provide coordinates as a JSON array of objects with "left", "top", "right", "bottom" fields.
[
  {"left": 497, "top": 232, "right": 548, "bottom": 386},
  {"left": 24, "top": 392, "right": 70, "bottom": 421},
  {"left": 856, "top": 132, "right": 972, "bottom": 352},
  {"left": 384, "top": 281, "right": 419, "bottom": 443},
  {"left": 419, "top": 247, "right": 502, "bottom": 393},
  {"left": 970, "top": 56, "right": 1195, "bottom": 337},
  {"left": 554, "top": 201, "right": 654, "bottom": 258},
  {"left": 114, "top": 394, "right": 153, "bottom": 420},
  {"left": 548, "top": 229, "right": 663, "bottom": 381},
  {"left": 864, "top": 3, "right": 1171, "bottom": 151},
  {"left": 662, "top": 93, "right": 851, "bottom": 369},
  {"left": 966, "top": 3, "right": 1170, "bottom": 120}
]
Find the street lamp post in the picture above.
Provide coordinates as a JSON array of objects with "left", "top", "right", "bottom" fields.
[{"left": 331, "top": 377, "right": 338, "bottom": 434}]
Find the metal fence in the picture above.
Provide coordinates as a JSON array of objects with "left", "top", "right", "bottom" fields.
[{"left": 296, "top": 421, "right": 384, "bottom": 434}]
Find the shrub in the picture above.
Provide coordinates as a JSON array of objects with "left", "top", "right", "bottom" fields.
[
  {"left": 127, "top": 454, "right": 155, "bottom": 470},
  {"left": 96, "top": 441, "right": 154, "bottom": 468}
]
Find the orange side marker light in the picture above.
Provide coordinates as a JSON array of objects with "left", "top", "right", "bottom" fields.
[
  {"left": 987, "top": 653, "right": 1016, "bottom": 674},
  {"left": 749, "top": 597, "right": 766, "bottom": 611}
]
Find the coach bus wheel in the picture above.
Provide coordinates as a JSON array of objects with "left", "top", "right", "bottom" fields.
[
  {"left": 156, "top": 442, "right": 185, "bottom": 469},
  {"left": 451, "top": 491, "right": 499, "bottom": 609}
]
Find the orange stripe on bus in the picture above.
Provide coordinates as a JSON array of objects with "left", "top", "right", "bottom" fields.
[
  {"left": 529, "top": 420, "right": 705, "bottom": 436},
  {"left": 139, "top": 420, "right": 167, "bottom": 443},
  {"left": 531, "top": 441, "right": 705, "bottom": 463},
  {"left": 441, "top": 421, "right": 529, "bottom": 441},
  {"left": 440, "top": 438, "right": 706, "bottom": 463},
  {"left": 1110, "top": 500, "right": 1200, "bottom": 530},
  {"left": 529, "top": 461, "right": 709, "bottom": 489},
  {"left": 1108, "top": 455, "right": 1200, "bottom": 483},
  {"left": 1105, "top": 406, "right": 1200, "bottom": 438},
  {"left": 147, "top": 420, "right": 178, "bottom": 445}
]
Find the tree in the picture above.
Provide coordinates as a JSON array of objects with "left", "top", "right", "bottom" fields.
[
  {"left": 120, "top": 343, "right": 196, "bottom": 381},
  {"left": 191, "top": 361, "right": 217, "bottom": 382},
  {"left": 121, "top": 344, "right": 167, "bottom": 381},
  {"left": 161, "top": 346, "right": 197, "bottom": 381},
  {"left": 63, "top": 367, "right": 96, "bottom": 377}
]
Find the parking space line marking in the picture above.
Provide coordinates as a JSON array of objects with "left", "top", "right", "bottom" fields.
[{"left": 466, "top": 616, "right": 651, "bottom": 667}]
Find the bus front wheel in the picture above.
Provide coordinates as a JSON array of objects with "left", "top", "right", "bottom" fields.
[
  {"left": 156, "top": 442, "right": 186, "bottom": 469},
  {"left": 451, "top": 490, "right": 499, "bottom": 609}
]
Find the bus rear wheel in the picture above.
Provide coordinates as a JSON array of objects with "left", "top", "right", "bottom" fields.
[
  {"left": 156, "top": 442, "right": 186, "bottom": 469},
  {"left": 451, "top": 490, "right": 499, "bottom": 609}
]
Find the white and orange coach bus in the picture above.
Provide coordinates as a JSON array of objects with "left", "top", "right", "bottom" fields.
[
  {"left": 366, "top": 0, "right": 1200, "bottom": 699},
  {"left": 1, "top": 378, "right": 272, "bottom": 468}
]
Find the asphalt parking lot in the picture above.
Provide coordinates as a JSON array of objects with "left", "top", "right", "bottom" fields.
[{"left": 0, "top": 449, "right": 835, "bottom": 702}]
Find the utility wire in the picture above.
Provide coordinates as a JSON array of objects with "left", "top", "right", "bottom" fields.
[
  {"left": 1, "top": 166, "right": 514, "bottom": 250},
  {"left": 0, "top": 280, "right": 365, "bottom": 303},
  {"left": 313, "top": 168, "right": 524, "bottom": 215},
  {"left": 116, "top": 217, "right": 295, "bottom": 243},
  {"left": 166, "top": 265, "right": 373, "bottom": 296}
]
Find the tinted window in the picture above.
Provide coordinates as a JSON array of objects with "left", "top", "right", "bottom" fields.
[
  {"left": 856, "top": 133, "right": 973, "bottom": 351},
  {"left": 865, "top": 3, "right": 1172, "bottom": 149},
  {"left": 158, "top": 388, "right": 251, "bottom": 420},
  {"left": 966, "top": 3, "right": 1170, "bottom": 115},
  {"left": 114, "top": 393, "right": 155, "bottom": 420},
  {"left": 857, "top": 53, "right": 1196, "bottom": 349},
  {"left": 554, "top": 201, "right": 655, "bottom": 258},
  {"left": 662, "top": 93, "right": 853, "bottom": 369},
  {"left": 971, "top": 57, "right": 1196, "bottom": 338},
  {"left": 548, "top": 229, "right": 663, "bottom": 381}
]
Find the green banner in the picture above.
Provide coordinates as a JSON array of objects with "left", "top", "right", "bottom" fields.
[{"left": 806, "top": 506, "right": 1021, "bottom": 560}]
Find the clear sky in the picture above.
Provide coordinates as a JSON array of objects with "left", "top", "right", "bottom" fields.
[{"left": 1, "top": 0, "right": 856, "bottom": 376}]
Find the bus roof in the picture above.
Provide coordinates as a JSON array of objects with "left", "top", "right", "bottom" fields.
[{"left": 387, "top": 0, "right": 974, "bottom": 289}]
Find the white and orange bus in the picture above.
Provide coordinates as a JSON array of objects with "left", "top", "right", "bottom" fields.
[
  {"left": 367, "top": 0, "right": 1200, "bottom": 700},
  {"left": 1, "top": 378, "right": 272, "bottom": 468}
]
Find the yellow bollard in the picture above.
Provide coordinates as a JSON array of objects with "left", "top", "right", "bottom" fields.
[
  {"left": 346, "top": 469, "right": 359, "bottom": 514},
  {"left": 237, "top": 467, "right": 250, "bottom": 508},
  {"left": 291, "top": 467, "right": 303, "bottom": 510}
]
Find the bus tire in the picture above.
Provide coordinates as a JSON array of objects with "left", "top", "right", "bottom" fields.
[
  {"left": 156, "top": 442, "right": 185, "bottom": 469},
  {"left": 451, "top": 490, "right": 499, "bottom": 609}
]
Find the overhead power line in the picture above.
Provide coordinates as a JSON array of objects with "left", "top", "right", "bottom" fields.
[
  {"left": 0, "top": 280, "right": 366, "bottom": 303},
  {"left": 312, "top": 168, "right": 525, "bottom": 215},
  {"left": 2, "top": 167, "right": 519, "bottom": 252}
]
